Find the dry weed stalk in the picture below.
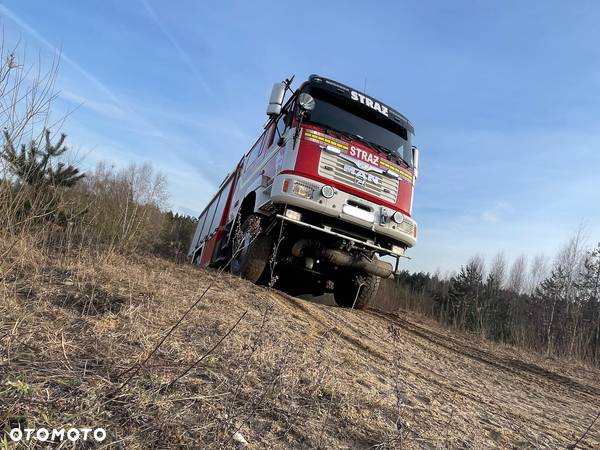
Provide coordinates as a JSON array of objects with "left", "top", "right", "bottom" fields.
[
  {"left": 117, "top": 214, "right": 262, "bottom": 391},
  {"left": 165, "top": 310, "right": 248, "bottom": 389}
]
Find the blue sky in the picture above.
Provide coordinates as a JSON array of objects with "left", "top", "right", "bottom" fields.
[{"left": 1, "top": 0, "right": 599, "bottom": 273}]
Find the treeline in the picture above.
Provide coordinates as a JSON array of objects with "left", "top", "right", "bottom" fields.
[
  {"left": 0, "top": 129, "right": 197, "bottom": 259},
  {"left": 379, "top": 235, "right": 600, "bottom": 366}
]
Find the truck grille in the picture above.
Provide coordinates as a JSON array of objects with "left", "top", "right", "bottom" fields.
[{"left": 318, "top": 152, "right": 399, "bottom": 203}]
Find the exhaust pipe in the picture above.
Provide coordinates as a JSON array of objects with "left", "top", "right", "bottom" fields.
[
  {"left": 321, "top": 249, "right": 393, "bottom": 278},
  {"left": 291, "top": 240, "right": 393, "bottom": 278},
  {"left": 291, "top": 239, "right": 320, "bottom": 257}
]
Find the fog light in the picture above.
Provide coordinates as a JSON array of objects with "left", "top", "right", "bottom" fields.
[
  {"left": 321, "top": 185, "right": 335, "bottom": 199},
  {"left": 285, "top": 209, "right": 302, "bottom": 221},
  {"left": 391, "top": 245, "right": 404, "bottom": 256},
  {"left": 292, "top": 182, "right": 314, "bottom": 199},
  {"left": 392, "top": 211, "right": 404, "bottom": 224}
]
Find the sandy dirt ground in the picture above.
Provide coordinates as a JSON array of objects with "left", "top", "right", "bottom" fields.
[
  {"left": 1, "top": 252, "right": 598, "bottom": 448},
  {"left": 283, "top": 293, "right": 600, "bottom": 448}
]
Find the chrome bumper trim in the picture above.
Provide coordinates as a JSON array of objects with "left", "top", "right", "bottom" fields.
[{"left": 276, "top": 214, "right": 409, "bottom": 259}]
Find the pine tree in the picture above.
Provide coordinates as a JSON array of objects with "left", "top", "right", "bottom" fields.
[
  {"left": 155, "top": 212, "right": 198, "bottom": 259},
  {"left": 483, "top": 270, "right": 509, "bottom": 339},
  {"left": 1, "top": 129, "right": 84, "bottom": 188},
  {"left": 447, "top": 260, "right": 483, "bottom": 329}
]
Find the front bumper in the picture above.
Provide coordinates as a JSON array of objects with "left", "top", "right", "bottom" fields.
[{"left": 270, "top": 173, "right": 417, "bottom": 249}]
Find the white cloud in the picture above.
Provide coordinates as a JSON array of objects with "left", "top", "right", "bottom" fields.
[
  {"left": 480, "top": 202, "right": 509, "bottom": 223},
  {"left": 481, "top": 210, "right": 498, "bottom": 223}
]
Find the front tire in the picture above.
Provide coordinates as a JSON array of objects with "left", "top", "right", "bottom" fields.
[
  {"left": 333, "top": 270, "right": 381, "bottom": 310},
  {"left": 230, "top": 214, "right": 273, "bottom": 283}
]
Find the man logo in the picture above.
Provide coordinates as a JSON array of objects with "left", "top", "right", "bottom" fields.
[
  {"left": 356, "top": 160, "right": 370, "bottom": 171},
  {"left": 343, "top": 164, "right": 382, "bottom": 186}
]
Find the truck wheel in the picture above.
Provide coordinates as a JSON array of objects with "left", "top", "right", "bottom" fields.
[
  {"left": 333, "top": 271, "right": 381, "bottom": 310},
  {"left": 231, "top": 214, "right": 273, "bottom": 284}
]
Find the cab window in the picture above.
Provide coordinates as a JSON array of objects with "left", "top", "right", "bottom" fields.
[
  {"left": 276, "top": 112, "right": 287, "bottom": 139},
  {"left": 266, "top": 110, "right": 288, "bottom": 147},
  {"left": 246, "top": 133, "right": 265, "bottom": 167}
]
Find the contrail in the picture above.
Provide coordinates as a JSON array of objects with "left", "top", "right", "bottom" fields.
[
  {"left": 140, "top": 0, "right": 211, "bottom": 94},
  {"left": 0, "top": 4, "right": 159, "bottom": 133},
  {"left": 0, "top": 4, "right": 122, "bottom": 107}
]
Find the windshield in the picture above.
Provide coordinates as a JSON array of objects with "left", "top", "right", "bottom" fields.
[{"left": 303, "top": 86, "right": 413, "bottom": 166}]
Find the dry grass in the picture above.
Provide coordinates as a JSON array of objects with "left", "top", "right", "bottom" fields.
[{"left": 1, "top": 240, "right": 599, "bottom": 449}]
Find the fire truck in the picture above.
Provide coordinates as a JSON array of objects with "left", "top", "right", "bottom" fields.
[{"left": 188, "top": 75, "right": 419, "bottom": 309}]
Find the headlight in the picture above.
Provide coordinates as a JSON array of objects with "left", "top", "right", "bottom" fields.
[
  {"left": 392, "top": 211, "right": 404, "bottom": 224},
  {"left": 292, "top": 182, "right": 314, "bottom": 199},
  {"left": 321, "top": 185, "right": 335, "bottom": 199}
]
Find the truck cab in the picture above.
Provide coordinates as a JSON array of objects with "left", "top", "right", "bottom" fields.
[{"left": 189, "top": 75, "right": 419, "bottom": 309}]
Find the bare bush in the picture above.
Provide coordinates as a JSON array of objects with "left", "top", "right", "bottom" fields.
[
  {"left": 507, "top": 254, "right": 527, "bottom": 294},
  {"left": 0, "top": 34, "right": 63, "bottom": 242},
  {"left": 526, "top": 253, "right": 549, "bottom": 295},
  {"left": 0, "top": 35, "right": 60, "bottom": 148},
  {"left": 77, "top": 162, "right": 168, "bottom": 251},
  {"left": 488, "top": 252, "right": 507, "bottom": 289}
]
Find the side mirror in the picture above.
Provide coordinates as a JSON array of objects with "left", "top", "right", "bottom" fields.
[
  {"left": 298, "top": 93, "right": 315, "bottom": 111},
  {"left": 412, "top": 145, "right": 419, "bottom": 179},
  {"left": 267, "top": 82, "right": 286, "bottom": 116}
]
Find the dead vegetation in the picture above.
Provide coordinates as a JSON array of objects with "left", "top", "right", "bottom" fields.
[{"left": 1, "top": 242, "right": 599, "bottom": 449}]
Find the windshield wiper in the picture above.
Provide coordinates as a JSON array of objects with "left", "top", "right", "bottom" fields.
[
  {"left": 308, "top": 121, "right": 357, "bottom": 143},
  {"left": 309, "top": 122, "right": 374, "bottom": 151}
]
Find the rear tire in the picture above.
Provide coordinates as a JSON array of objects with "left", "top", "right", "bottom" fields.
[
  {"left": 333, "top": 270, "right": 381, "bottom": 310},
  {"left": 230, "top": 214, "right": 273, "bottom": 284}
]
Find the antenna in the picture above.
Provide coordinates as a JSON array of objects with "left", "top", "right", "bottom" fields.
[{"left": 363, "top": 77, "right": 367, "bottom": 94}]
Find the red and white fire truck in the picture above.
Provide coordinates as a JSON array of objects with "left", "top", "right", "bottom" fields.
[{"left": 188, "top": 75, "right": 419, "bottom": 308}]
